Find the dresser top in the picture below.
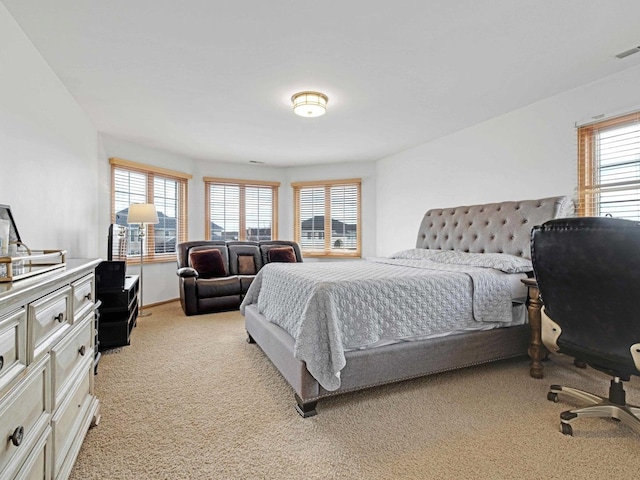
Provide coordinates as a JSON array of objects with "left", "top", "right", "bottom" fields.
[{"left": 0, "top": 258, "right": 101, "bottom": 305}]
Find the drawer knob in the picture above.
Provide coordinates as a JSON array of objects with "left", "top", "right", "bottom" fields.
[
  {"left": 54, "top": 312, "right": 65, "bottom": 323},
  {"left": 79, "top": 345, "right": 86, "bottom": 356},
  {"left": 85, "top": 292, "right": 92, "bottom": 300},
  {"left": 9, "top": 426, "right": 24, "bottom": 447},
  {"left": 0, "top": 355, "right": 3, "bottom": 371}
]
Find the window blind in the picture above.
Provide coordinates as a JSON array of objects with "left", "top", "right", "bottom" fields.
[
  {"left": 209, "top": 183, "right": 240, "bottom": 241},
  {"left": 292, "top": 179, "right": 361, "bottom": 257},
  {"left": 577, "top": 110, "right": 640, "bottom": 219},
  {"left": 110, "top": 157, "right": 190, "bottom": 262},
  {"left": 204, "top": 177, "right": 279, "bottom": 242},
  {"left": 245, "top": 185, "right": 275, "bottom": 241},
  {"left": 299, "top": 187, "right": 325, "bottom": 251},
  {"left": 330, "top": 185, "right": 359, "bottom": 251}
]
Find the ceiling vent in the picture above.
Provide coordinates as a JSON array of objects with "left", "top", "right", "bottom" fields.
[{"left": 615, "top": 46, "right": 640, "bottom": 59}]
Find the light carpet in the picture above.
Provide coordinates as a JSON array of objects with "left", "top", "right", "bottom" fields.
[{"left": 70, "top": 302, "right": 639, "bottom": 480}]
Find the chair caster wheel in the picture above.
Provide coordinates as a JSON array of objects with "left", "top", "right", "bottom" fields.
[
  {"left": 547, "top": 392, "right": 558, "bottom": 402},
  {"left": 560, "top": 423, "right": 573, "bottom": 436}
]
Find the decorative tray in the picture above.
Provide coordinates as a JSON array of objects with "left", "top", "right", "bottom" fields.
[{"left": 0, "top": 249, "right": 67, "bottom": 282}]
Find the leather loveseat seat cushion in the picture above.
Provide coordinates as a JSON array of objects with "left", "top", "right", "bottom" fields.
[{"left": 196, "top": 276, "right": 241, "bottom": 298}]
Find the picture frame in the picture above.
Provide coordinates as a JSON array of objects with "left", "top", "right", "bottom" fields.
[
  {"left": 0, "top": 204, "right": 21, "bottom": 245},
  {"left": 0, "top": 205, "right": 66, "bottom": 282}
]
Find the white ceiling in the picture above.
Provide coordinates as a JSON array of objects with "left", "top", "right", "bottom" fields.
[{"left": 3, "top": 0, "right": 640, "bottom": 167}]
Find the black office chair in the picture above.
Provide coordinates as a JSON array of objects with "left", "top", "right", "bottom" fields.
[{"left": 531, "top": 217, "right": 640, "bottom": 436}]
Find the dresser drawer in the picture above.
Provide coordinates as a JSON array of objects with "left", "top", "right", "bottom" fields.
[
  {"left": 50, "top": 313, "right": 93, "bottom": 411},
  {"left": 28, "top": 287, "right": 72, "bottom": 363},
  {"left": 14, "top": 426, "right": 51, "bottom": 480},
  {"left": 51, "top": 356, "right": 93, "bottom": 478},
  {"left": 71, "top": 274, "right": 95, "bottom": 321},
  {"left": 0, "top": 355, "right": 51, "bottom": 478},
  {"left": 0, "top": 308, "right": 27, "bottom": 394}
]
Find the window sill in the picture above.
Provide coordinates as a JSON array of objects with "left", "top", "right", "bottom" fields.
[
  {"left": 302, "top": 252, "right": 361, "bottom": 259},
  {"left": 125, "top": 255, "right": 177, "bottom": 265}
]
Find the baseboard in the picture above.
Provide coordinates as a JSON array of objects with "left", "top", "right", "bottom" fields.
[{"left": 144, "top": 298, "right": 180, "bottom": 309}]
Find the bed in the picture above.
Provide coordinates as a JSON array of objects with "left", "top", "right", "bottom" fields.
[{"left": 241, "top": 196, "right": 573, "bottom": 416}]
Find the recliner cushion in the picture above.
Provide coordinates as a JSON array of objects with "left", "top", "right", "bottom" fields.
[
  {"left": 268, "top": 246, "right": 297, "bottom": 263},
  {"left": 189, "top": 248, "right": 229, "bottom": 278},
  {"left": 196, "top": 277, "right": 241, "bottom": 297}
]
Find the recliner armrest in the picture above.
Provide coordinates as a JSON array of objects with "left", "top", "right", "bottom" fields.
[{"left": 177, "top": 267, "right": 198, "bottom": 278}]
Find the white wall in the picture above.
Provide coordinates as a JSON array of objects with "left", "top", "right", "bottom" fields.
[
  {"left": 0, "top": 3, "right": 99, "bottom": 257},
  {"left": 376, "top": 64, "right": 640, "bottom": 256}
]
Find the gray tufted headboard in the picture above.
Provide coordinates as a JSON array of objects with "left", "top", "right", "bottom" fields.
[{"left": 415, "top": 196, "right": 574, "bottom": 259}]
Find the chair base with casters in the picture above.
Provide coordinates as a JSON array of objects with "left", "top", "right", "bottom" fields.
[{"left": 547, "top": 378, "right": 640, "bottom": 436}]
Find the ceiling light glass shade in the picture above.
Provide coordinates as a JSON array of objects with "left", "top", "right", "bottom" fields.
[
  {"left": 127, "top": 203, "right": 159, "bottom": 224},
  {"left": 291, "top": 91, "right": 328, "bottom": 117}
]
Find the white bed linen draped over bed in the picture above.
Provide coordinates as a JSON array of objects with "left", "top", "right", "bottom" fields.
[{"left": 240, "top": 256, "right": 526, "bottom": 391}]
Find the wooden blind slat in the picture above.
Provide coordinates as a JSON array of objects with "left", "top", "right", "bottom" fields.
[{"left": 110, "top": 157, "right": 193, "bottom": 180}]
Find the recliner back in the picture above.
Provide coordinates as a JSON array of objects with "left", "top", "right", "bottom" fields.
[
  {"left": 258, "top": 240, "right": 303, "bottom": 265},
  {"left": 177, "top": 239, "right": 303, "bottom": 274},
  {"left": 228, "top": 242, "right": 263, "bottom": 275},
  {"left": 531, "top": 216, "right": 640, "bottom": 378}
]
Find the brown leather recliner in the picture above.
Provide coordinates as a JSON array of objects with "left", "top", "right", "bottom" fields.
[{"left": 176, "top": 240, "right": 302, "bottom": 316}]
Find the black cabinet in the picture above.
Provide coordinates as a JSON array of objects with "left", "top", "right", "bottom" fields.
[
  {"left": 94, "top": 299, "right": 102, "bottom": 373},
  {"left": 96, "top": 274, "right": 139, "bottom": 350}
]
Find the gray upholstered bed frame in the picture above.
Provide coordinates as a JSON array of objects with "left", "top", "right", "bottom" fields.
[{"left": 244, "top": 196, "right": 573, "bottom": 416}]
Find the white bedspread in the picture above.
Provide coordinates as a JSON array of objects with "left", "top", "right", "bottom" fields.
[{"left": 240, "top": 255, "right": 526, "bottom": 391}]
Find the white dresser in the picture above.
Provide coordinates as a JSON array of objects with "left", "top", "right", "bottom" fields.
[{"left": 0, "top": 259, "right": 101, "bottom": 480}]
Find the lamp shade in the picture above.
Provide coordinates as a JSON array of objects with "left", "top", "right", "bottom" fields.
[
  {"left": 127, "top": 203, "right": 159, "bottom": 224},
  {"left": 291, "top": 91, "right": 328, "bottom": 117}
]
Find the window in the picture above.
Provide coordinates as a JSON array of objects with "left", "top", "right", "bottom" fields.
[
  {"left": 578, "top": 110, "right": 640, "bottom": 219},
  {"left": 110, "top": 157, "right": 191, "bottom": 262},
  {"left": 292, "top": 179, "right": 361, "bottom": 257},
  {"left": 204, "top": 177, "right": 279, "bottom": 241}
]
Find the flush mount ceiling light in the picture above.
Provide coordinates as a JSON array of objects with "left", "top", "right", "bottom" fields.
[{"left": 291, "top": 91, "right": 328, "bottom": 117}]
